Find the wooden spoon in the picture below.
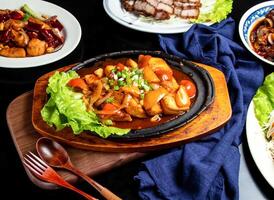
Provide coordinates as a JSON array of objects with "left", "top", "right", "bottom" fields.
[{"left": 36, "top": 137, "right": 122, "bottom": 200}]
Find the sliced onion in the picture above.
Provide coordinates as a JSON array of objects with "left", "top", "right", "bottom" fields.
[
  {"left": 264, "top": 17, "right": 273, "bottom": 27},
  {"left": 94, "top": 91, "right": 113, "bottom": 107},
  {"left": 95, "top": 109, "right": 120, "bottom": 115},
  {"left": 268, "top": 33, "right": 274, "bottom": 45}
]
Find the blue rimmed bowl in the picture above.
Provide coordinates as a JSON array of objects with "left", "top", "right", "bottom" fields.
[{"left": 239, "top": 1, "right": 274, "bottom": 66}]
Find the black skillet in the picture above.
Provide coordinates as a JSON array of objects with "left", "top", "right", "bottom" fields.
[{"left": 71, "top": 50, "right": 215, "bottom": 140}]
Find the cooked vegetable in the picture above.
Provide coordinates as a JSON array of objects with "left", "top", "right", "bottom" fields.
[
  {"left": 143, "top": 87, "right": 168, "bottom": 110},
  {"left": 67, "top": 78, "right": 88, "bottom": 91},
  {"left": 180, "top": 80, "right": 197, "bottom": 98},
  {"left": 41, "top": 71, "right": 130, "bottom": 138},
  {"left": 194, "top": 0, "right": 233, "bottom": 23},
  {"left": 253, "top": 73, "right": 274, "bottom": 129},
  {"left": 22, "top": 4, "right": 43, "bottom": 20},
  {"left": 253, "top": 72, "right": 274, "bottom": 160},
  {"left": 175, "top": 85, "right": 191, "bottom": 109},
  {"left": 41, "top": 55, "right": 196, "bottom": 137}
]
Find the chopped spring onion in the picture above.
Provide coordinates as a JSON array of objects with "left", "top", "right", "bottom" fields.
[
  {"left": 22, "top": 13, "right": 31, "bottom": 22},
  {"left": 22, "top": 4, "right": 43, "bottom": 20},
  {"left": 114, "top": 85, "right": 120, "bottom": 91},
  {"left": 105, "top": 97, "right": 114, "bottom": 103}
]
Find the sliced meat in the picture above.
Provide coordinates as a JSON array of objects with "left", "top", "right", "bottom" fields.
[
  {"left": 174, "top": 7, "right": 199, "bottom": 19},
  {"left": 147, "top": 0, "right": 159, "bottom": 7},
  {"left": 134, "top": 0, "right": 156, "bottom": 16},
  {"left": 179, "top": 8, "right": 199, "bottom": 19},
  {"left": 125, "top": 98, "right": 147, "bottom": 118},
  {"left": 174, "top": 1, "right": 201, "bottom": 9},
  {"left": 121, "top": 0, "right": 201, "bottom": 20},
  {"left": 122, "top": 0, "right": 136, "bottom": 11},
  {"left": 0, "top": 47, "right": 26, "bottom": 57},
  {"left": 175, "top": 0, "right": 200, "bottom": 3},
  {"left": 26, "top": 38, "right": 47, "bottom": 56},
  {"left": 159, "top": 0, "right": 174, "bottom": 6},
  {"left": 11, "top": 29, "right": 29, "bottom": 47},
  {"left": 157, "top": 3, "right": 173, "bottom": 14},
  {"left": 123, "top": 0, "right": 170, "bottom": 20}
]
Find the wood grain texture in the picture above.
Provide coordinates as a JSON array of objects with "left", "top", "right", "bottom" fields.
[
  {"left": 6, "top": 63, "right": 231, "bottom": 189},
  {"left": 7, "top": 93, "right": 144, "bottom": 189},
  {"left": 31, "top": 63, "right": 231, "bottom": 152}
]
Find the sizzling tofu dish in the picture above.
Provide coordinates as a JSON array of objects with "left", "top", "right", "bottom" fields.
[{"left": 68, "top": 55, "right": 197, "bottom": 129}]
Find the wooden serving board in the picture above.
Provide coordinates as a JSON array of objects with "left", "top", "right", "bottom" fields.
[
  {"left": 7, "top": 92, "right": 145, "bottom": 189},
  {"left": 6, "top": 63, "right": 231, "bottom": 189},
  {"left": 31, "top": 63, "right": 231, "bottom": 152}
]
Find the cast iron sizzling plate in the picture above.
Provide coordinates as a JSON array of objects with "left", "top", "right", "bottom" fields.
[{"left": 71, "top": 50, "right": 215, "bottom": 140}]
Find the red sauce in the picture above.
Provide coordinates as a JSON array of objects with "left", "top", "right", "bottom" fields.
[{"left": 249, "top": 9, "right": 274, "bottom": 62}]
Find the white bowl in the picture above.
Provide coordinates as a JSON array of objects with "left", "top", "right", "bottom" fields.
[
  {"left": 239, "top": 1, "right": 274, "bottom": 66},
  {"left": 0, "top": 0, "right": 81, "bottom": 69}
]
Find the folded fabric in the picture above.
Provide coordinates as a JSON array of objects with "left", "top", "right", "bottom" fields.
[{"left": 134, "top": 18, "right": 264, "bottom": 200}]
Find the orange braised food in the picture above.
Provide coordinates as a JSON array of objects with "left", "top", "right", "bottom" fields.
[
  {"left": 68, "top": 55, "right": 197, "bottom": 129},
  {"left": 0, "top": 5, "right": 64, "bottom": 58}
]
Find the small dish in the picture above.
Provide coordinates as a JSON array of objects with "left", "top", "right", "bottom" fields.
[
  {"left": 0, "top": 0, "right": 81, "bottom": 69},
  {"left": 239, "top": 1, "right": 274, "bottom": 66}
]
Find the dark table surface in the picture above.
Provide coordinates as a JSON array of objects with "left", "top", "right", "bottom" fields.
[{"left": 0, "top": 0, "right": 273, "bottom": 199}]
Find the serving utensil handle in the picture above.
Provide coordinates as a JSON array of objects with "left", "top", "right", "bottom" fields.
[
  {"left": 66, "top": 165, "right": 122, "bottom": 200},
  {"left": 53, "top": 176, "right": 98, "bottom": 200}
]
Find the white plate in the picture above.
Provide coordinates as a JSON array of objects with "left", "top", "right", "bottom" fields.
[
  {"left": 103, "top": 0, "right": 212, "bottom": 34},
  {"left": 239, "top": 1, "right": 274, "bottom": 66},
  {"left": 0, "top": 0, "right": 81, "bottom": 68},
  {"left": 246, "top": 101, "right": 274, "bottom": 189}
]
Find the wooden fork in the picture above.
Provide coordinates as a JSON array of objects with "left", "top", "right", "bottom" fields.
[{"left": 23, "top": 152, "right": 98, "bottom": 200}]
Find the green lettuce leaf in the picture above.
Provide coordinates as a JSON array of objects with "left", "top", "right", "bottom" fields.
[
  {"left": 253, "top": 73, "right": 274, "bottom": 127},
  {"left": 194, "top": 0, "right": 233, "bottom": 23},
  {"left": 41, "top": 71, "right": 130, "bottom": 138}
]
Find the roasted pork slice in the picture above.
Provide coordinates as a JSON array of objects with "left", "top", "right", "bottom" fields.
[
  {"left": 123, "top": 0, "right": 155, "bottom": 17},
  {"left": 121, "top": 0, "right": 201, "bottom": 20},
  {"left": 154, "top": 11, "right": 170, "bottom": 20},
  {"left": 123, "top": 0, "right": 171, "bottom": 20},
  {"left": 146, "top": 0, "right": 174, "bottom": 14},
  {"left": 174, "top": 1, "right": 201, "bottom": 9},
  {"left": 134, "top": 0, "right": 157, "bottom": 16},
  {"left": 159, "top": 0, "right": 174, "bottom": 5},
  {"left": 122, "top": 0, "right": 135, "bottom": 11},
  {"left": 157, "top": 2, "right": 173, "bottom": 14},
  {"left": 175, "top": 0, "right": 200, "bottom": 3},
  {"left": 174, "top": 7, "right": 199, "bottom": 19}
]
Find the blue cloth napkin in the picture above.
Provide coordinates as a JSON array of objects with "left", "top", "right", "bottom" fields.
[{"left": 134, "top": 18, "right": 264, "bottom": 200}]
